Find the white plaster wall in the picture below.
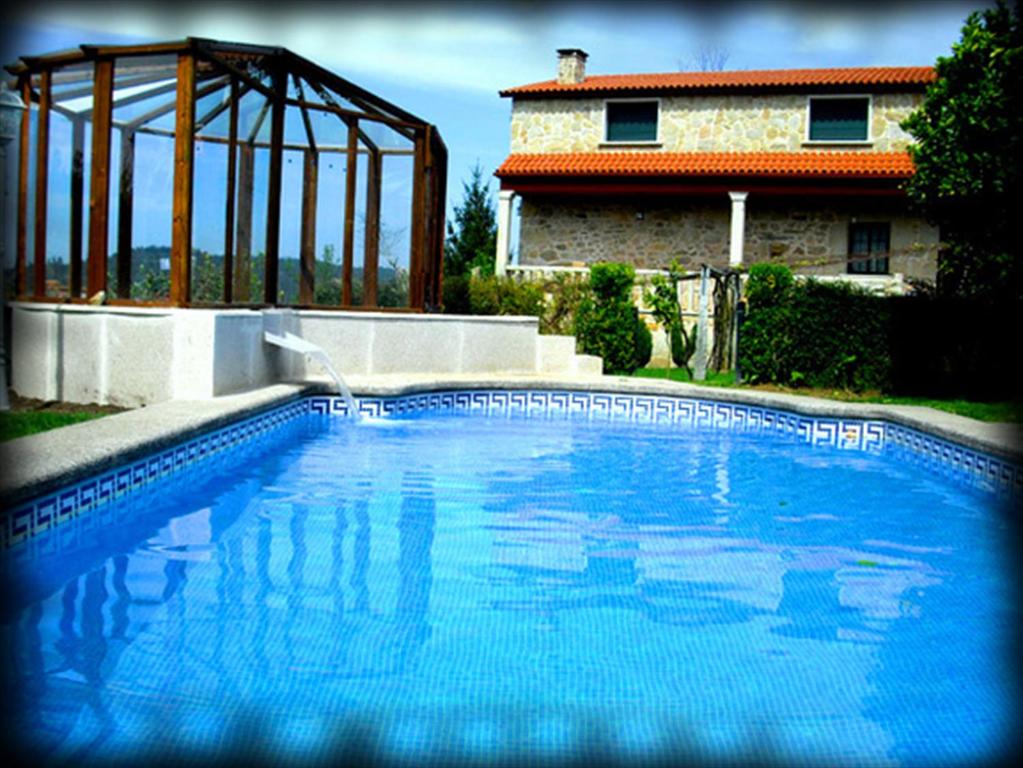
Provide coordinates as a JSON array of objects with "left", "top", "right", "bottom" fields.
[{"left": 9, "top": 305, "right": 557, "bottom": 406}]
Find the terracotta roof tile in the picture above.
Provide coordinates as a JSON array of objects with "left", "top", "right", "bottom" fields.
[
  {"left": 495, "top": 151, "right": 916, "bottom": 179},
  {"left": 500, "top": 67, "right": 935, "bottom": 97}
]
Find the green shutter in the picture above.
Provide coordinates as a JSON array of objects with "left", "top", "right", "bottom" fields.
[
  {"left": 810, "top": 98, "right": 868, "bottom": 141},
  {"left": 606, "top": 102, "right": 658, "bottom": 142}
]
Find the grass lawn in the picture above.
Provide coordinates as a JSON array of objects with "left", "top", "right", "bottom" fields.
[
  {"left": 634, "top": 367, "right": 1022, "bottom": 423},
  {"left": 1, "top": 394, "right": 126, "bottom": 442},
  {"left": 0, "top": 411, "right": 111, "bottom": 442}
]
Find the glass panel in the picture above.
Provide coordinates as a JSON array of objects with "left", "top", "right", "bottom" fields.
[
  {"left": 129, "top": 132, "right": 173, "bottom": 299},
  {"left": 809, "top": 98, "right": 868, "bottom": 141},
  {"left": 276, "top": 147, "right": 304, "bottom": 304},
  {"left": 315, "top": 150, "right": 344, "bottom": 305},
  {"left": 379, "top": 153, "right": 413, "bottom": 308},
  {"left": 606, "top": 101, "right": 658, "bottom": 142},
  {"left": 191, "top": 140, "right": 228, "bottom": 302}
]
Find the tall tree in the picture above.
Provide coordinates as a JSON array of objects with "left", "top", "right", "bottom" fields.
[
  {"left": 444, "top": 162, "right": 497, "bottom": 277},
  {"left": 901, "top": 0, "right": 1022, "bottom": 301}
]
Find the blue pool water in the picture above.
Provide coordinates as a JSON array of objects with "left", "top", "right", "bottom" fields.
[{"left": 1, "top": 405, "right": 1017, "bottom": 765}]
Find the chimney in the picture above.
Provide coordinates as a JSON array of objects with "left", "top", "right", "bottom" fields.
[{"left": 557, "top": 48, "right": 588, "bottom": 85}]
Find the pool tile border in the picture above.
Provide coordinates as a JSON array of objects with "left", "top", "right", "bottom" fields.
[{"left": 2, "top": 390, "right": 1019, "bottom": 550}]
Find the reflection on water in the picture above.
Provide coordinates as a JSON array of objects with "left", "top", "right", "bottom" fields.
[{"left": 0, "top": 412, "right": 1015, "bottom": 765}]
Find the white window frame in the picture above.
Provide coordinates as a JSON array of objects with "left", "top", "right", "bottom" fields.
[
  {"left": 804, "top": 94, "right": 873, "bottom": 146},
  {"left": 601, "top": 97, "right": 662, "bottom": 146}
]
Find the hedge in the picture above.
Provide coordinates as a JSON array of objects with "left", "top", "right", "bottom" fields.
[{"left": 738, "top": 263, "right": 1019, "bottom": 399}]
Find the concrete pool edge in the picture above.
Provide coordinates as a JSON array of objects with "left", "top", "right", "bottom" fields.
[{"left": 1, "top": 374, "right": 1020, "bottom": 511}]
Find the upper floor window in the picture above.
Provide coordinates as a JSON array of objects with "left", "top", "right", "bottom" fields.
[
  {"left": 808, "top": 96, "right": 870, "bottom": 142},
  {"left": 605, "top": 100, "right": 658, "bottom": 142},
  {"left": 848, "top": 222, "right": 890, "bottom": 274}
]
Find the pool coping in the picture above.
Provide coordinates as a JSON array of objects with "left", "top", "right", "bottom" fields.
[{"left": 1, "top": 373, "right": 1020, "bottom": 510}]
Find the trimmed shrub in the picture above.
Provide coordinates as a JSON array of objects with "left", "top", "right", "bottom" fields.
[
  {"left": 442, "top": 274, "right": 471, "bottom": 314},
  {"left": 575, "top": 262, "right": 646, "bottom": 375},
  {"left": 739, "top": 264, "right": 891, "bottom": 391}
]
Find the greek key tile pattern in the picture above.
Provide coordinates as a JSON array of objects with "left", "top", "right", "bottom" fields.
[{"left": 3, "top": 390, "right": 1017, "bottom": 550}]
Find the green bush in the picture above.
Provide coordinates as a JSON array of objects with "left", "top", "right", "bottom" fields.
[
  {"left": 540, "top": 272, "right": 592, "bottom": 336},
  {"left": 739, "top": 264, "right": 892, "bottom": 391},
  {"left": 442, "top": 274, "right": 471, "bottom": 314},
  {"left": 575, "top": 262, "right": 647, "bottom": 375},
  {"left": 634, "top": 316, "right": 653, "bottom": 369},
  {"left": 468, "top": 275, "right": 545, "bottom": 317}
]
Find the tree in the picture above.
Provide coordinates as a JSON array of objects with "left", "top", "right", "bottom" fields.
[
  {"left": 444, "top": 162, "right": 497, "bottom": 277},
  {"left": 901, "top": 1, "right": 1022, "bottom": 301}
]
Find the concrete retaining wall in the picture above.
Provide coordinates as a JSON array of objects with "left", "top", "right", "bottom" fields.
[{"left": 11, "top": 304, "right": 586, "bottom": 407}]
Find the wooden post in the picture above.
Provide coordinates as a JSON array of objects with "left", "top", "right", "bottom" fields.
[
  {"left": 299, "top": 148, "right": 318, "bottom": 304},
  {"left": 69, "top": 117, "right": 85, "bottom": 298},
  {"left": 408, "top": 130, "right": 427, "bottom": 310},
  {"left": 170, "top": 53, "right": 196, "bottom": 306},
  {"left": 33, "top": 69, "right": 50, "bottom": 298},
  {"left": 341, "top": 120, "right": 357, "bottom": 306},
  {"left": 223, "top": 77, "right": 238, "bottom": 303},
  {"left": 116, "top": 128, "right": 135, "bottom": 298},
  {"left": 16, "top": 79, "right": 30, "bottom": 296},
  {"left": 234, "top": 143, "right": 253, "bottom": 301},
  {"left": 87, "top": 59, "right": 114, "bottom": 299},
  {"left": 362, "top": 148, "right": 381, "bottom": 307},
  {"left": 263, "top": 67, "right": 286, "bottom": 305}
]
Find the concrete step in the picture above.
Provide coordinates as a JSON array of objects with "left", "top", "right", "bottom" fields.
[
  {"left": 572, "top": 354, "right": 603, "bottom": 376},
  {"left": 536, "top": 334, "right": 577, "bottom": 375}
]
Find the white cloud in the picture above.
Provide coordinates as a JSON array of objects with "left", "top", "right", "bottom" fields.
[{"left": 11, "top": 4, "right": 554, "bottom": 94}]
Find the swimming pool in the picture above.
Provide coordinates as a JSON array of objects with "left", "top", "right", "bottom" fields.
[{"left": 1, "top": 391, "right": 1018, "bottom": 765}]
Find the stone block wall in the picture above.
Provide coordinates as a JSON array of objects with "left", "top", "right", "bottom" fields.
[
  {"left": 510, "top": 92, "right": 923, "bottom": 154},
  {"left": 518, "top": 196, "right": 939, "bottom": 280}
]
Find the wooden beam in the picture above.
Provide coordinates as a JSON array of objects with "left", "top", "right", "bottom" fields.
[
  {"left": 363, "top": 148, "right": 381, "bottom": 307},
  {"left": 116, "top": 128, "right": 135, "bottom": 298},
  {"left": 16, "top": 78, "right": 30, "bottom": 295},
  {"left": 32, "top": 69, "right": 50, "bottom": 298},
  {"left": 234, "top": 143, "right": 254, "bottom": 302},
  {"left": 341, "top": 120, "right": 358, "bottom": 306},
  {"left": 292, "top": 74, "right": 318, "bottom": 153},
  {"left": 263, "top": 66, "right": 286, "bottom": 304},
  {"left": 304, "top": 78, "right": 380, "bottom": 152},
  {"left": 170, "top": 53, "right": 196, "bottom": 306},
  {"left": 223, "top": 78, "right": 238, "bottom": 303},
  {"left": 408, "top": 130, "right": 427, "bottom": 310},
  {"left": 87, "top": 59, "right": 114, "bottom": 298},
  {"left": 124, "top": 75, "right": 229, "bottom": 130},
  {"left": 69, "top": 117, "right": 85, "bottom": 298},
  {"left": 299, "top": 149, "right": 318, "bottom": 304}
]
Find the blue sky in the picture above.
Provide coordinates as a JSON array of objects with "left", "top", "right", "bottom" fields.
[{"left": 1, "top": 0, "right": 990, "bottom": 266}]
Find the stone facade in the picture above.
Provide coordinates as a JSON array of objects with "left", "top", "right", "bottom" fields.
[
  {"left": 510, "top": 92, "right": 923, "bottom": 154},
  {"left": 518, "top": 197, "right": 939, "bottom": 280}
]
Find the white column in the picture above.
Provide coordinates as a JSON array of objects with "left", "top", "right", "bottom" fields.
[
  {"left": 495, "top": 189, "right": 515, "bottom": 277},
  {"left": 728, "top": 191, "right": 748, "bottom": 267}
]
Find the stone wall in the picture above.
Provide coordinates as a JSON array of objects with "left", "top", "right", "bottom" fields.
[
  {"left": 510, "top": 92, "right": 923, "bottom": 154},
  {"left": 518, "top": 196, "right": 939, "bottom": 280}
]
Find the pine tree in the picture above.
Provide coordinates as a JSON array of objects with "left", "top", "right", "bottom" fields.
[{"left": 444, "top": 162, "right": 497, "bottom": 277}]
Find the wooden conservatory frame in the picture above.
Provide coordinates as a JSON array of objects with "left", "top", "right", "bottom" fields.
[{"left": 5, "top": 38, "right": 448, "bottom": 311}]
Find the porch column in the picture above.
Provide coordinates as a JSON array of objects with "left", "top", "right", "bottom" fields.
[
  {"left": 728, "top": 191, "right": 748, "bottom": 267},
  {"left": 495, "top": 189, "right": 515, "bottom": 277}
]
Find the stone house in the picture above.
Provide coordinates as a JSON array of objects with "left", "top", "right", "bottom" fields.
[{"left": 494, "top": 50, "right": 940, "bottom": 286}]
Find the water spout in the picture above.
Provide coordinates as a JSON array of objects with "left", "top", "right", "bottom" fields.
[{"left": 264, "top": 331, "right": 361, "bottom": 420}]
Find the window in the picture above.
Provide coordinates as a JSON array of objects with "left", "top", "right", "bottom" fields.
[
  {"left": 605, "top": 100, "right": 658, "bottom": 142},
  {"left": 808, "top": 97, "right": 869, "bottom": 142},
  {"left": 848, "top": 222, "right": 890, "bottom": 274}
]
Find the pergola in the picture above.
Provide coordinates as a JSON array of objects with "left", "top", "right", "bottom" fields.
[{"left": 5, "top": 38, "right": 447, "bottom": 311}]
